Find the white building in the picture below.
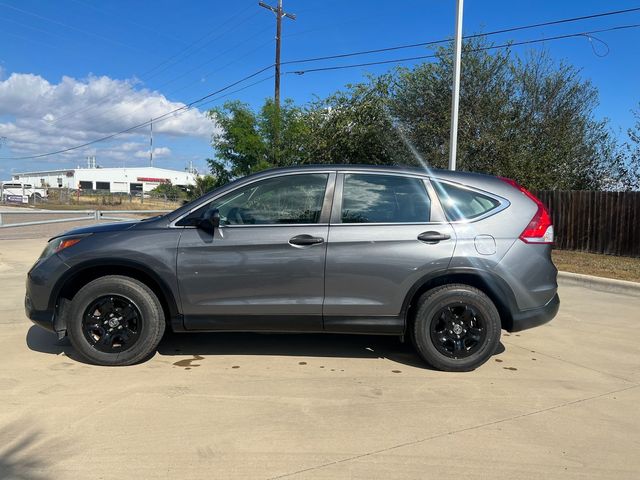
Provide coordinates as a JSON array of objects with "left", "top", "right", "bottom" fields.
[{"left": 11, "top": 166, "right": 197, "bottom": 194}]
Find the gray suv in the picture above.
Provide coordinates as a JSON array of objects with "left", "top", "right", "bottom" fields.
[{"left": 26, "top": 165, "right": 559, "bottom": 371}]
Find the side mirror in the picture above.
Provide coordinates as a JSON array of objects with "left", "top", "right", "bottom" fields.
[{"left": 197, "top": 208, "right": 220, "bottom": 234}]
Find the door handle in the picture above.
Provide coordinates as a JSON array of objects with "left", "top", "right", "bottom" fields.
[
  {"left": 418, "top": 231, "right": 451, "bottom": 244},
  {"left": 289, "top": 234, "right": 324, "bottom": 246}
]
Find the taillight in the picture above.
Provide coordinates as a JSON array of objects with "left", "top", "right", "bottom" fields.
[{"left": 499, "top": 177, "right": 554, "bottom": 244}]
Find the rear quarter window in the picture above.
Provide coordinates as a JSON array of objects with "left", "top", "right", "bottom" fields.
[{"left": 433, "top": 181, "right": 501, "bottom": 221}]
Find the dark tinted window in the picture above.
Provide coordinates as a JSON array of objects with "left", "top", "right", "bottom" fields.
[
  {"left": 201, "top": 174, "right": 328, "bottom": 225},
  {"left": 341, "top": 174, "right": 430, "bottom": 223},
  {"left": 434, "top": 181, "right": 500, "bottom": 221},
  {"left": 95, "top": 182, "right": 110, "bottom": 190}
]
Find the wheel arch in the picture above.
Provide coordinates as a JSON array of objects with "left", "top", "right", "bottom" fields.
[
  {"left": 52, "top": 259, "right": 180, "bottom": 331},
  {"left": 401, "top": 268, "right": 517, "bottom": 333}
]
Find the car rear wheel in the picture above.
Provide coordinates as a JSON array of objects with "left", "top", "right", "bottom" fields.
[
  {"left": 412, "top": 284, "right": 500, "bottom": 371},
  {"left": 67, "top": 275, "right": 165, "bottom": 366}
]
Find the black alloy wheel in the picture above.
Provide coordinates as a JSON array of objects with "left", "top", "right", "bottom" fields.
[
  {"left": 81, "top": 295, "right": 143, "bottom": 353},
  {"left": 430, "top": 303, "right": 487, "bottom": 359},
  {"left": 68, "top": 275, "right": 165, "bottom": 366},
  {"left": 412, "top": 284, "right": 501, "bottom": 371}
]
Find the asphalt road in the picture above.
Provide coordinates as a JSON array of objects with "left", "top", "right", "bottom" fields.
[{"left": 0, "top": 238, "right": 638, "bottom": 479}]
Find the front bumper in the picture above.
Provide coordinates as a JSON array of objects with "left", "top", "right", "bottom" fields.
[
  {"left": 508, "top": 293, "right": 560, "bottom": 332},
  {"left": 25, "top": 293, "right": 55, "bottom": 332},
  {"left": 25, "top": 253, "right": 69, "bottom": 335}
]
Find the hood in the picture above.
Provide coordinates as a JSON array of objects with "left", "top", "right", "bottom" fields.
[{"left": 50, "top": 221, "right": 140, "bottom": 240}]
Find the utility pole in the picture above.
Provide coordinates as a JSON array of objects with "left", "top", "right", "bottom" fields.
[
  {"left": 259, "top": 0, "right": 296, "bottom": 112},
  {"left": 149, "top": 119, "right": 154, "bottom": 168},
  {"left": 448, "top": 0, "right": 464, "bottom": 171},
  {"left": 259, "top": 0, "right": 295, "bottom": 163}
]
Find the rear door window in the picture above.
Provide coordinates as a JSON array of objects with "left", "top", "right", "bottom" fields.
[
  {"left": 340, "top": 174, "right": 431, "bottom": 223},
  {"left": 433, "top": 181, "right": 500, "bottom": 221}
]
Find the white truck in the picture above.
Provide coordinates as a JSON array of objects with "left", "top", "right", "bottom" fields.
[{"left": 0, "top": 182, "right": 48, "bottom": 203}]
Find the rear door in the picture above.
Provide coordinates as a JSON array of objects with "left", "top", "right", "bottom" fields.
[{"left": 323, "top": 171, "right": 456, "bottom": 332}]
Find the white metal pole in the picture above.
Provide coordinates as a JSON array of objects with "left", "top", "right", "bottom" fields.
[
  {"left": 448, "top": 0, "right": 464, "bottom": 171},
  {"left": 150, "top": 119, "right": 154, "bottom": 168}
]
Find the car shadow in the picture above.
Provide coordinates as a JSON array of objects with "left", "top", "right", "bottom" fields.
[
  {"left": 158, "top": 330, "right": 431, "bottom": 369},
  {"left": 26, "top": 326, "right": 506, "bottom": 370},
  {"left": 25, "top": 326, "right": 77, "bottom": 359}
]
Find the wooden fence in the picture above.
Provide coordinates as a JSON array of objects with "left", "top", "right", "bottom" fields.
[{"left": 533, "top": 190, "right": 640, "bottom": 258}]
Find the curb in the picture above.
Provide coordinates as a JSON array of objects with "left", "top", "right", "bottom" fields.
[{"left": 558, "top": 271, "right": 640, "bottom": 297}]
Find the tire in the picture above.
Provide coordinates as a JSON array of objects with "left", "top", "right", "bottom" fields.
[
  {"left": 67, "top": 275, "right": 165, "bottom": 366},
  {"left": 412, "top": 284, "right": 500, "bottom": 372}
]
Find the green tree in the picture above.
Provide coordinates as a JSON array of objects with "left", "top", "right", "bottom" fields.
[
  {"left": 206, "top": 37, "right": 636, "bottom": 190},
  {"left": 389, "top": 39, "right": 628, "bottom": 190},
  {"left": 302, "top": 75, "right": 412, "bottom": 165},
  {"left": 187, "top": 174, "right": 218, "bottom": 200},
  {"left": 207, "top": 99, "right": 310, "bottom": 181},
  {"left": 150, "top": 182, "right": 186, "bottom": 200},
  {"left": 622, "top": 106, "right": 640, "bottom": 190}
]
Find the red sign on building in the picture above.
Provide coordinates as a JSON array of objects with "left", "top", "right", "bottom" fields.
[{"left": 136, "top": 177, "right": 170, "bottom": 183}]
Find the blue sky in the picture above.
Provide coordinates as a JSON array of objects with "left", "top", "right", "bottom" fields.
[{"left": 0, "top": 0, "right": 639, "bottom": 177}]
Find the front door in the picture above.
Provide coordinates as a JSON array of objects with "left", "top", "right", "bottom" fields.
[
  {"left": 176, "top": 172, "right": 334, "bottom": 331},
  {"left": 323, "top": 172, "right": 456, "bottom": 332}
]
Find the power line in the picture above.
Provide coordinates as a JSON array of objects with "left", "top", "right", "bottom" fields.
[
  {"left": 285, "top": 24, "right": 640, "bottom": 75},
  {"left": 259, "top": 0, "right": 296, "bottom": 110},
  {"left": 0, "top": 1, "right": 151, "bottom": 54},
  {"left": 282, "top": 6, "right": 640, "bottom": 66},
  {"left": 260, "top": 0, "right": 296, "bottom": 161},
  {"left": 4, "top": 14, "right": 640, "bottom": 160},
  {"left": 196, "top": 74, "right": 275, "bottom": 109},
  {"left": 0, "top": 15, "right": 76, "bottom": 40},
  {"left": 153, "top": 27, "right": 273, "bottom": 92},
  {"left": 41, "top": 6, "right": 260, "bottom": 127},
  {"left": 0, "top": 30, "right": 67, "bottom": 50},
  {"left": 140, "top": 9, "right": 261, "bottom": 81},
  {"left": 36, "top": 5, "right": 640, "bottom": 129},
  {"left": 0, "top": 65, "right": 274, "bottom": 160},
  {"left": 57, "top": 75, "right": 275, "bottom": 170},
  {"left": 68, "top": 0, "right": 192, "bottom": 47},
  {"left": 61, "top": 34, "right": 275, "bottom": 131}
]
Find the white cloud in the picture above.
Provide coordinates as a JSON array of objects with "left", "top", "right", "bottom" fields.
[
  {"left": 0, "top": 73, "right": 218, "bottom": 163},
  {"left": 134, "top": 146, "right": 171, "bottom": 159}
]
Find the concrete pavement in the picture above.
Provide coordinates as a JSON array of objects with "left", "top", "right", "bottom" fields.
[{"left": 0, "top": 238, "right": 638, "bottom": 480}]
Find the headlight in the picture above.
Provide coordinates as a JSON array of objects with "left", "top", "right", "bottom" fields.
[{"left": 40, "top": 234, "right": 91, "bottom": 260}]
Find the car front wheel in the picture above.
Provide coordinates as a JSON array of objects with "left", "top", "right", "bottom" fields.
[
  {"left": 412, "top": 284, "right": 501, "bottom": 371},
  {"left": 67, "top": 275, "right": 165, "bottom": 366}
]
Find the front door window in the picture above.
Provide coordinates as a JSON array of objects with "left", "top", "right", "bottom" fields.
[{"left": 186, "top": 173, "right": 329, "bottom": 225}]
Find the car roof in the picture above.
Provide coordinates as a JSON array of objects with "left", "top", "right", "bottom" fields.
[
  {"left": 165, "top": 164, "right": 508, "bottom": 223},
  {"left": 249, "top": 164, "right": 497, "bottom": 185}
]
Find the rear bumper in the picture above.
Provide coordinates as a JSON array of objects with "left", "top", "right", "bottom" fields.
[{"left": 507, "top": 294, "right": 559, "bottom": 332}]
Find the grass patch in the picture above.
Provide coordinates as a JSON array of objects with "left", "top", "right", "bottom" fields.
[{"left": 553, "top": 249, "right": 640, "bottom": 283}]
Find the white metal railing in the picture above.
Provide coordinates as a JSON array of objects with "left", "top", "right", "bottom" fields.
[{"left": 0, "top": 209, "right": 171, "bottom": 228}]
